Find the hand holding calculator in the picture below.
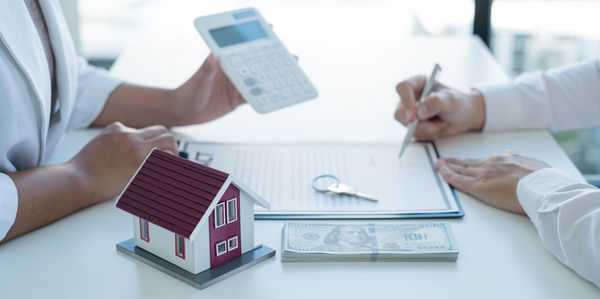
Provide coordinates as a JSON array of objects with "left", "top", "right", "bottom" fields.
[{"left": 194, "top": 8, "right": 318, "bottom": 113}]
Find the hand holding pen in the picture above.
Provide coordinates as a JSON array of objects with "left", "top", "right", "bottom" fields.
[
  {"left": 394, "top": 65, "right": 487, "bottom": 145},
  {"left": 398, "top": 64, "right": 441, "bottom": 157}
]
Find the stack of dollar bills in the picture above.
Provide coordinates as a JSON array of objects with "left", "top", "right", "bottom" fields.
[{"left": 281, "top": 222, "right": 458, "bottom": 262}]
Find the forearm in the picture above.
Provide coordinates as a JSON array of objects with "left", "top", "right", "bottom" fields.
[
  {"left": 476, "top": 59, "right": 600, "bottom": 132},
  {"left": 92, "top": 83, "right": 182, "bottom": 128},
  {"left": 1, "top": 163, "right": 95, "bottom": 243},
  {"left": 517, "top": 168, "right": 600, "bottom": 288}
]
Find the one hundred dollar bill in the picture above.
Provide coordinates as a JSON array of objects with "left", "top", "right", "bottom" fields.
[{"left": 281, "top": 222, "right": 458, "bottom": 262}]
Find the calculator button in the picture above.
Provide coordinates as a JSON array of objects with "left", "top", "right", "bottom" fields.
[
  {"left": 257, "top": 74, "right": 268, "bottom": 82},
  {"left": 231, "top": 59, "right": 243, "bottom": 67},
  {"left": 298, "top": 77, "right": 311, "bottom": 85},
  {"left": 256, "top": 96, "right": 268, "bottom": 105},
  {"left": 278, "top": 69, "right": 290, "bottom": 77},
  {"left": 281, "top": 89, "right": 293, "bottom": 98},
  {"left": 272, "top": 60, "right": 283, "bottom": 69},
  {"left": 276, "top": 50, "right": 288, "bottom": 57},
  {"left": 292, "top": 87, "right": 304, "bottom": 95},
  {"left": 266, "top": 72, "right": 277, "bottom": 80},
  {"left": 285, "top": 78, "right": 296, "bottom": 86},
  {"left": 239, "top": 68, "right": 249, "bottom": 76},
  {"left": 254, "top": 54, "right": 266, "bottom": 62},
  {"left": 250, "top": 87, "right": 264, "bottom": 96},
  {"left": 268, "top": 94, "right": 279, "bottom": 103},
  {"left": 301, "top": 83, "right": 314, "bottom": 92},
  {"left": 249, "top": 66, "right": 260, "bottom": 74},
  {"left": 259, "top": 64, "right": 270, "bottom": 72},
  {"left": 265, "top": 51, "right": 277, "bottom": 60},
  {"left": 263, "top": 82, "right": 275, "bottom": 92},
  {"left": 244, "top": 78, "right": 257, "bottom": 87}
]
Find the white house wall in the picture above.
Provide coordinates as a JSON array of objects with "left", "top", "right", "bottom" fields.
[
  {"left": 239, "top": 190, "right": 255, "bottom": 254},
  {"left": 133, "top": 216, "right": 196, "bottom": 273},
  {"left": 193, "top": 221, "right": 210, "bottom": 273}
]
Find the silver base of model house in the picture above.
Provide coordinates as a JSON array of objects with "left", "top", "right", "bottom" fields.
[{"left": 116, "top": 238, "right": 276, "bottom": 290}]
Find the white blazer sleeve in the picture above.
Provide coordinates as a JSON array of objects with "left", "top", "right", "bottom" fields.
[
  {"left": 67, "top": 58, "right": 123, "bottom": 130},
  {"left": 517, "top": 168, "right": 600, "bottom": 288},
  {"left": 0, "top": 173, "right": 19, "bottom": 241},
  {"left": 476, "top": 59, "right": 600, "bottom": 132}
]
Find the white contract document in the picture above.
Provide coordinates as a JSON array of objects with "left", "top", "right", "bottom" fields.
[{"left": 180, "top": 141, "right": 463, "bottom": 219}]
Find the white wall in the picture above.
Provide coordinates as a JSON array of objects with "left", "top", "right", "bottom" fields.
[
  {"left": 133, "top": 216, "right": 197, "bottom": 273},
  {"left": 239, "top": 190, "right": 255, "bottom": 254},
  {"left": 192, "top": 223, "right": 210, "bottom": 273}
]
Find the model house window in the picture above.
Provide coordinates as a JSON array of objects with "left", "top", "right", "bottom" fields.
[
  {"left": 226, "top": 198, "right": 237, "bottom": 223},
  {"left": 228, "top": 236, "right": 238, "bottom": 251},
  {"left": 216, "top": 241, "right": 227, "bottom": 256},
  {"left": 140, "top": 218, "right": 149, "bottom": 242},
  {"left": 175, "top": 235, "right": 185, "bottom": 259},
  {"left": 215, "top": 202, "right": 225, "bottom": 228}
]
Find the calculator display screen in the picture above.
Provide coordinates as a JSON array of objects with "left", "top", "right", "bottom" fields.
[{"left": 210, "top": 20, "right": 268, "bottom": 48}]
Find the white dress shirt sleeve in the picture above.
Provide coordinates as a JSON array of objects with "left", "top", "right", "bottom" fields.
[
  {"left": 0, "top": 173, "right": 19, "bottom": 240},
  {"left": 67, "top": 58, "right": 123, "bottom": 130},
  {"left": 476, "top": 59, "right": 600, "bottom": 132},
  {"left": 517, "top": 168, "right": 600, "bottom": 288}
]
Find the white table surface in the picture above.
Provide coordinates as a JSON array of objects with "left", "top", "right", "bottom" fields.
[{"left": 2, "top": 2, "right": 599, "bottom": 297}]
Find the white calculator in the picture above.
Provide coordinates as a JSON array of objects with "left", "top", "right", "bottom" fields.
[{"left": 194, "top": 8, "right": 318, "bottom": 113}]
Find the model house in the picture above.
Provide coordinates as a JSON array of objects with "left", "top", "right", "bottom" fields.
[{"left": 115, "top": 148, "right": 269, "bottom": 275}]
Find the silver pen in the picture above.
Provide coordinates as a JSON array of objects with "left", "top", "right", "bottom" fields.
[{"left": 398, "top": 63, "right": 442, "bottom": 158}]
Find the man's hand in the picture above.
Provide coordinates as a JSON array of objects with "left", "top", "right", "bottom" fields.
[
  {"left": 171, "top": 54, "right": 246, "bottom": 125},
  {"left": 69, "top": 122, "right": 178, "bottom": 201},
  {"left": 435, "top": 151, "right": 550, "bottom": 214},
  {"left": 394, "top": 75, "right": 486, "bottom": 140}
]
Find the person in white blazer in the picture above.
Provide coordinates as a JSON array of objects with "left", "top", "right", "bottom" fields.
[
  {"left": 394, "top": 60, "right": 600, "bottom": 288},
  {"left": 0, "top": 1, "right": 246, "bottom": 243}
]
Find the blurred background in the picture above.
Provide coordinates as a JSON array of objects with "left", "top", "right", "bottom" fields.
[{"left": 61, "top": 0, "right": 600, "bottom": 177}]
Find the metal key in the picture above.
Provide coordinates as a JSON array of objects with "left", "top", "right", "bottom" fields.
[{"left": 327, "top": 183, "right": 378, "bottom": 202}]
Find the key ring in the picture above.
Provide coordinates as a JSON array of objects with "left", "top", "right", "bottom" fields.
[{"left": 312, "top": 174, "right": 340, "bottom": 192}]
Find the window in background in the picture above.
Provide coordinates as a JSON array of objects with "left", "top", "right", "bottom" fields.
[
  {"left": 76, "top": 0, "right": 600, "bottom": 174},
  {"left": 410, "top": 0, "right": 474, "bottom": 37},
  {"left": 77, "top": 0, "right": 474, "bottom": 69},
  {"left": 79, "top": 0, "right": 150, "bottom": 69},
  {"left": 491, "top": 0, "right": 600, "bottom": 176},
  {"left": 491, "top": 0, "right": 600, "bottom": 76}
]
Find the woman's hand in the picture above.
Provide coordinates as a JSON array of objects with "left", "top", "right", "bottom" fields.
[
  {"left": 394, "top": 75, "right": 486, "bottom": 140},
  {"left": 172, "top": 54, "right": 246, "bottom": 125},
  {"left": 435, "top": 151, "right": 551, "bottom": 214},
  {"left": 68, "top": 122, "right": 178, "bottom": 201},
  {"left": 2, "top": 122, "right": 179, "bottom": 242}
]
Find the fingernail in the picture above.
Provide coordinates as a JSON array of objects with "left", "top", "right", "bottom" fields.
[
  {"left": 405, "top": 110, "right": 412, "bottom": 121},
  {"left": 418, "top": 106, "right": 428, "bottom": 119}
]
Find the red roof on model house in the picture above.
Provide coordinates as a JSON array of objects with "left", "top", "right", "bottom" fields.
[{"left": 115, "top": 149, "right": 268, "bottom": 240}]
